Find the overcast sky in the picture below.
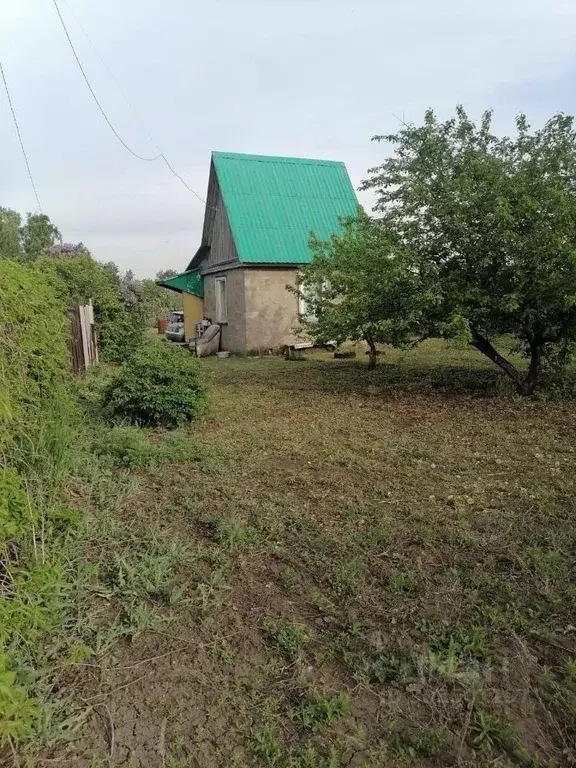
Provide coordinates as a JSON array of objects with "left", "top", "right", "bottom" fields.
[{"left": 1, "top": 0, "right": 576, "bottom": 277}]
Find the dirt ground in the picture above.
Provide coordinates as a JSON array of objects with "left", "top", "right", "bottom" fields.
[{"left": 39, "top": 346, "right": 576, "bottom": 767}]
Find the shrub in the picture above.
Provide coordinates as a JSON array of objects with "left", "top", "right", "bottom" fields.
[
  {"left": 0, "top": 259, "right": 80, "bottom": 749},
  {"left": 102, "top": 344, "right": 210, "bottom": 427},
  {"left": 0, "top": 260, "right": 76, "bottom": 469},
  {"left": 34, "top": 254, "right": 144, "bottom": 364}
]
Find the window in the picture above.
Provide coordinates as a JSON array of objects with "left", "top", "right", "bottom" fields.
[
  {"left": 299, "top": 292, "right": 314, "bottom": 319},
  {"left": 298, "top": 279, "right": 329, "bottom": 321},
  {"left": 215, "top": 277, "right": 227, "bottom": 323}
]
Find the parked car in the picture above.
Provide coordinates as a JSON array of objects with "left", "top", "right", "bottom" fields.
[{"left": 165, "top": 311, "right": 185, "bottom": 342}]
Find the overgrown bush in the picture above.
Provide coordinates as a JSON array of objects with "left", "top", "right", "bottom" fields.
[
  {"left": 34, "top": 254, "right": 144, "bottom": 364},
  {"left": 0, "top": 260, "right": 75, "bottom": 466},
  {"left": 0, "top": 260, "right": 81, "bottom": 751},
  {"left": 102, "top": 343, "right": 210, "bottom": 427}
]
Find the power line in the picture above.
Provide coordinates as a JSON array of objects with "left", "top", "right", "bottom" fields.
[
  {"left": 51, "top": 0, "right": 207, "bottom": 203},
  {"left": 0, "top": 59, "right": 43, "bottom": 212},
  {"left": 51, "top": 0, "right": 160, "bottom": 162},
  {"left": 61, "top": 0, "right": 159, "bottom": 150}
]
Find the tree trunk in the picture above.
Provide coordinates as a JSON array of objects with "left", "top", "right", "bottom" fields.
[
  {"left": 522, "top": 340, "right": 541, "bottom": 396},
  {"left": 366, "top": 336, "right": 378, "bottom": 369},
  {"left": 470, "top": 330, "right": 540, "bottom": 396}
]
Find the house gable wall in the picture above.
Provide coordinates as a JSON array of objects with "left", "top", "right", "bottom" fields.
[
  {"left": 243, "top": 268, "right": 300, "bottom": 350},
  {"left": 203, "top": 267, "right": 300, "bottom": 352},
  {"left": 199, "top": 163, "right": 239, "bottom": 273}
]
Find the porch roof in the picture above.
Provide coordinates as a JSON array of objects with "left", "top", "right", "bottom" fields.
[{"left": 156, "top": 270, "right": 204, "bottom": 298}]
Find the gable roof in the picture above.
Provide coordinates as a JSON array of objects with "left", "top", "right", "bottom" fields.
[{"left": 209, "top": 151, "right": 358, "bottom": 265}]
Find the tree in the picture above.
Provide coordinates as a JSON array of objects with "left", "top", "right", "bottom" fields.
[
  {"left": 0, "top": 207, "right": 22, "bottom": 261},
  {"left": 297, "top": 212, "right": 439, "bottom": 367},
  {"left": 100, "top": 261, "right": 120, "bottom": 281},
  {"left": 117, "top": 269, "right": 141, "bottom": 310},
  {"left": 21, "top": 213, "right": 61, "bottom": 262},
  {"left": 352, "top": 107, "right": 576, "bottom": 395},
  {"left": 139, "top": 278, "right": 182, "bottom": 324},
  {"left": 156, "top": 268, "right": 179, "bottom": 282},
  {"left": 45, "top": 242, "right": 90, "bottom": 259}
]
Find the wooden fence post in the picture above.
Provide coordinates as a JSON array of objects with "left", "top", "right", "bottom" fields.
[{"left": 70, "top": 300, "right": 99, "bottom": 373}]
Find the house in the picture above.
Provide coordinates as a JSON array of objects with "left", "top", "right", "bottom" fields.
[{"left": 158, "top": 151, "right": 358, "bottom": 352}]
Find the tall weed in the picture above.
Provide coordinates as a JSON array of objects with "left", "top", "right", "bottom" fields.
[{"left": 0, "top": 262, "right": 87, "bottom": 753}]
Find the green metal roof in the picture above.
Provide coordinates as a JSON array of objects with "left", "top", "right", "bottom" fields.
[
  {"left": 212, "top": 152, "right": 358, "bottom": 264},
  {"left": 157, "top": 270, "right": 203, "bottom": 297}
]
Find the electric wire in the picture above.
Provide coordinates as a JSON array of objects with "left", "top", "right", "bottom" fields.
[
  {"left": 0, "top": 59, "right": 43, "bottom": 212},
  {"left": 51, "top": 0, "right": 207, "bottom": 203}
]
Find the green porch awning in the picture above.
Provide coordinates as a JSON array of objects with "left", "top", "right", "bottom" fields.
[{"left": 157, "top": 270, "right": 204, "bottom": 298}]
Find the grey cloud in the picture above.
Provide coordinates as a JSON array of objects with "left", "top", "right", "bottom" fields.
[{"left": 1, "top": 0, "right": 575, "bottom": 276}]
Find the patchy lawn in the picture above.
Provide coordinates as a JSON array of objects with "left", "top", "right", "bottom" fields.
[{"left": 42, "top": 343, "right": 576, "bottom": 767}]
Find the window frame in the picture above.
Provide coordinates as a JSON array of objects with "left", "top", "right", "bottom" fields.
[
  {"left": 298, "top": 293, "right": 313, "bottom": 319},
  {"left": 297, "top": 278, "right": 329, "bottom": 321},
  {"left": 214, "top": 276, "right": 228, "bottom": 323}
]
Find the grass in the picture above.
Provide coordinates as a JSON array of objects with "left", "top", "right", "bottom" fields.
[{"left": 28, "top": 340, "right": 576, "bottom": 767}]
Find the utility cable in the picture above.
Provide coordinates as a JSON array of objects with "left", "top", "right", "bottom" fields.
[
  {"left": 51, "top": 0, "right": 207, "bottom": 203},
  {"left": 60, "top": 0, "right": 159, "bottom": 150},
  {"left": 0, "top": 59, "right": 43, "bottom": 212},
  {"left": 51, "top": 0, "right": 160, "bottom": 162}
]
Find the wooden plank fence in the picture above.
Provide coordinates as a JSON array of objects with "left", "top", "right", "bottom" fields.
[{"left": 70, "top": 300, "right": 99, "bottom": 373}]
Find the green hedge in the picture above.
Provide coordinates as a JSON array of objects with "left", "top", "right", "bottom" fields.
[
  {"left": 0, "top": 261, "right": 78, "bottom": 749},
  {"left": 0, "top": 260, "right": 73, "bottom": 458}
]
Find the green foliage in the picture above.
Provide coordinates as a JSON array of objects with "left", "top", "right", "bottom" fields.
[
  {"left": 156, "top": 269, "right": 179, "bottom": 281},
  {"left": 0, "top": 469, "right": 35, "bottom": 542},
  {"left": 0, "top": 260, "right": 80, "bottom": 750},
  {"left": 214, "top": 517, "right": 258, "bottom": 550},
  {"left": 92, "top": 425, "right": 161, "bottom": 469},
  {"left": 0, "top": 259, "right": 73, "bottom": 460},
  {"left": 291, "top": 691, "right": 350, "bottom": 731},
  {"left": 304, "top": 108, "right": 576, "bottom": 394},
  {"left": 138, "top": 271, "right": 183, "bottom": 325},
  {"left": 279, "top": 566, "right": 298, "bottom": 588},
  {"left": 565, "top": 658, "right": 576, "bottom": 683},
  {"left": 34, "top": 254, "right": 144, "bottom": 363},
  {"left": 428, "top": 624, "right": 494, "bottom": 662},
  {"left": 366, "top": 649, "right": 414, "bottom": 685},
  {"left": 250, "top": 725, "right": 283, "bottom": 765},
  {"left": 0, "top": 652, "right": 41, "bottom": 747},
  {"left": 92, "top": 426, "right": 201, "bottom": 470},
  {"left": 388, "top": 569, "right": 418, "bottom": 594},
  {"left": 21, "top": 213, "right": 60, "bottom": 262},
  {"left": 297, "top": 210, "right": 438, "bottom": 358},
  {"left": 102, "top": 343, "right": 210, "bottom": 427},
  {"left": 0, "top": 208, "right": 60, "bottom": 263},
  {"left": 286, "top": 746, "right": 341, "bottom": 768},
  {"left": 100, "top": 535, "right": 192, "bottom": 604},
  {"left": 266, "top": 619, "right": 311, "bottom": 661},
  {"left": 0, "top": 206, "right": 22, "bottom": 262},
  {"left": 362, "top": 107, "right": 576, "bottom": 394},
  {"left": 469, "top": 711, "right": 532, "bottom": 762}
]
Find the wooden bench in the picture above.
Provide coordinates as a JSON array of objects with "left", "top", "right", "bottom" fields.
[{"left": 282, "top": 342, "right": 313, "bottom": 360}]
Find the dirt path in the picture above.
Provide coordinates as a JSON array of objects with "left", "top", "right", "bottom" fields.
[{"left": 43, "top": 353, "right": 576, "bottom": 767}]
